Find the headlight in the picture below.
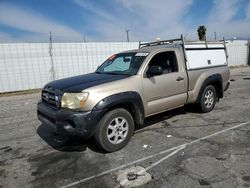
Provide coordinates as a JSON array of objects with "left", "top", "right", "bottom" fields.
[{"left": 61, "top": 92, "right": 88, "bottom": 109}]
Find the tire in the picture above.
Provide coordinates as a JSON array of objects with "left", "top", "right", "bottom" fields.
[
  {"left": 198, "top": 85, "right": 217, "bottom": 113},
  {"left": 94, "top": 108, "right": 134, "bottom": 152}
]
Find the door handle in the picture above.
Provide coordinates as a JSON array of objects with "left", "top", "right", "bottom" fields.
[{"left": 176, "top": 77, "right": 184, "bottom": 81}]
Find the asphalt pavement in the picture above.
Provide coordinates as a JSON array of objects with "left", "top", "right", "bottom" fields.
[{"left": 0, "top": 67, "right": 250, "bottom": 188}]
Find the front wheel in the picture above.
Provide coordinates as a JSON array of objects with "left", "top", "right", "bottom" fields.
[
  {"left": 94, "top": 108, "right": 134, "bottom": 152},
  {"left": 198, "top": 85, "right": 217, "bottom": 113}
]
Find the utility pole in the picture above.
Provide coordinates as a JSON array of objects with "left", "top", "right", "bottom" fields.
[
  {"left": 248, "top": 34, "right": 250, "bottom": 65},
  {"left": 214, "top": 32, "right": 217, "bottom": 41},
  {"left": 49, "top": 32, "right": 55, "bottom": 80},
  {"left": 126, "top": 29, "right": 130, "bottom": 42}
]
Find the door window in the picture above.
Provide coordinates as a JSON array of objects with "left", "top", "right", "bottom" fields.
[{"left": 148, "top": 51, "right": 178, "bottom": 74}]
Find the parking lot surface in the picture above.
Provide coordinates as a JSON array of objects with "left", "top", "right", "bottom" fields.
[{"left": 1, "top": 67, "right": 250, "bottom": 188}]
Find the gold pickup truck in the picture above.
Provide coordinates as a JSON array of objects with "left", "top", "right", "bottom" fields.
[{"left": 37, "top": 37, "right": 230, "bottom": 152}]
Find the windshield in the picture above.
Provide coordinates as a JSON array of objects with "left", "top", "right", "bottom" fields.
[{"left": 96, "top": 52, "right": 148, "bottom": 75}]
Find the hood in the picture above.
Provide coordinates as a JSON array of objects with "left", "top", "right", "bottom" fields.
[{"left": 44, "top": 73, "right": 130, "bottom": 92}]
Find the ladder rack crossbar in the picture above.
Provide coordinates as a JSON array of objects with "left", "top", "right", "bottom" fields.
[{"left": 139, "top": 38, "right": 182, "bottom": 48}]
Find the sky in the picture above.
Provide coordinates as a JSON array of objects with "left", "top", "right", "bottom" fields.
[{"left": 0, "top": 0, "right": 250, "bottom": 42}]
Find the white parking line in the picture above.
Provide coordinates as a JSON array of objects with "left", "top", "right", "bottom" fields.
[
  {"left": 140, "top": 145, "right": 186, "bottom": 174},
  {"left": 61, "top": 120, "right": 250, "bottom": 188}
]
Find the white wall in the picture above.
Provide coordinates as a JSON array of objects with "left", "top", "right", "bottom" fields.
[
  {"left": 226, "top": 40, "right": 249, "bottom": 66},
  {"left": 0, "top": 42, "right": 139, "bottom": 92},
  {"left": 0, "top": 40, "right": 249, "bottom": 93}
]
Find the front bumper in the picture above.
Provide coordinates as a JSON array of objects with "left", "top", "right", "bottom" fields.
[{"left": 37, "top": 101, "right": 104, "bottom": 138}]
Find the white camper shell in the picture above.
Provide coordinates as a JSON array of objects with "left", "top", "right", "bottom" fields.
[{"left": 139, "top": 36, "right": 228, "bottom": 71}]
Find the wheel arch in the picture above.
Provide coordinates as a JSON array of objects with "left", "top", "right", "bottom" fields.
[
  {"left": 196, "top": 74, "right": 223, "bottom": 103},
  {"left": 92, "top": 91, "right": 144, "bottom": 127}
]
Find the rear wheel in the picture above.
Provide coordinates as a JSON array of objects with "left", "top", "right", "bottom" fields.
[
  {"left": 198, "top": 85, "right": 217, "bottom": 113},
  {"left": 94, "top": 108, "right": 134, "bottom": 152}
]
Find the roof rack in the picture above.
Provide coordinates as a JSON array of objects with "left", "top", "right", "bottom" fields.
[
  {"left": 139, "top": 35, "right": 228, "bottom": 66},
  {"left": 139, "top": 37, "right": 183, "bottom": 48},
  {"left": 139, "top": 35, "right": 226, "bottom": 49}
]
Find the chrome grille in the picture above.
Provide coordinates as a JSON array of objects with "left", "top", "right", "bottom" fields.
[{"left": 42, "top": 87, "right": 60, "bottom": 109}]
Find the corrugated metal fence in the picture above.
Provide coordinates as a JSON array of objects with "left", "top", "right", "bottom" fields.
[
  {"left": 0, "top": 40, "right": 249, "bottom": 93},
  {"left": 0, "top": 42, "right": 139, "bottom": 93},
  {"left": 226, "top": 40, "right": 249, "bottom": 66}
]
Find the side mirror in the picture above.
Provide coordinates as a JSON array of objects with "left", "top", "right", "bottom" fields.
[{"left": 146, "top": 66, "right": 163, "bottom": 77}]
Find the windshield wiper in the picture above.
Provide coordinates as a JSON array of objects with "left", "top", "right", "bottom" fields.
[
  {"left": 107, "top": 72, "right": 132, "bottom": 76},
  {"left": 95, "top": 71, "right": 102, "bottom": 74},
  {"left": 105, "top": 72, "right": 121, "bottom": 75},
  {"left": 96, "top": 71, "right": 130, "bottom": 75}
]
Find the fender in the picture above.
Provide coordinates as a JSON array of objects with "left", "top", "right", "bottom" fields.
[
  {"left": 196, "top": 74, "right": 223, "bottom": 103},
  {"left": 92, "top": 91, "right": 144, "bottom": 126}
]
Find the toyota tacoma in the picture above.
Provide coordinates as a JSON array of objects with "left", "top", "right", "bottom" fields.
[{"left": 37, "top": 37, "right": 230, "bottom": 152}]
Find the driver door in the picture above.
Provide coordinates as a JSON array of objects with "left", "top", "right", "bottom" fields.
[{"left": 142, "top": 50, "right": 188, "bottom": 116}]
